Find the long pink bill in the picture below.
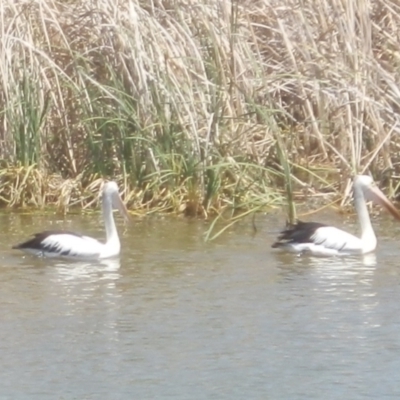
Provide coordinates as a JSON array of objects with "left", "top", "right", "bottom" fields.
[
  {"left": 367, "top": 185, "right": 400, "bottom": 220},
  {"left": 115, "top": 194, "right": 131, "bottom": 223}
]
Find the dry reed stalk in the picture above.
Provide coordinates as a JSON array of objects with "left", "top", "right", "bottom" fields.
[{"left": 0, "top": 0, "right": 399, "bottom": 213}]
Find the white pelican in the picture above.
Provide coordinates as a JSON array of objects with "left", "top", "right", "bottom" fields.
[
  {"left": 13, "top": 181, "right": 130, "bottom": 259},
  {"left": 272, "top": 175, "right": 400, "bottom": 256}
]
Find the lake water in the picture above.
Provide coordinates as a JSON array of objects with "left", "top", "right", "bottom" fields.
[{"left": 1, "top": 211, "right": 400, "bottom": 399}]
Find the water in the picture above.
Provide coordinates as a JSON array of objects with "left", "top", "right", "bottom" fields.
[{"left": 1, "top": 211, "right": 400, "bottom": 399}]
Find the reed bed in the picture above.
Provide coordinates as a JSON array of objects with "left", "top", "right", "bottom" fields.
[{"left": 1, "top": 0, "right": 400, "bottom": 217}]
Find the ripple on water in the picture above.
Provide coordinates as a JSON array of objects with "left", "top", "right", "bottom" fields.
[{"left": 0, "top": 213, "right": 399, "bottom": 399}]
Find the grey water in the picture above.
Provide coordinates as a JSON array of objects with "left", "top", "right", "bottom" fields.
[{"left": 1, "top": 211, "right": 400, "bottom": 399}]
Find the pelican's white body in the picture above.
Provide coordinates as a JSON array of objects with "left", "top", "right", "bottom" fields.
[
  {"left": 14, "top": 181, "right": 129, "bottom": 260},
  {"left": 283, "top": 226, "right": 375, "bottom": 256},
  {"left": 21, "top": 233, "right": 120, "bottom": 260},
  {"left": 273, "top": 175, "right": 399, "bottom": 257}
]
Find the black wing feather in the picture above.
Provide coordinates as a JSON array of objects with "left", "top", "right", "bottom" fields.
[
  {"left": 12, "top": 230, "right": 83, "bottom": 250},
  {"left": 272, "top": 220, "right": 329, "bottom": 248}
]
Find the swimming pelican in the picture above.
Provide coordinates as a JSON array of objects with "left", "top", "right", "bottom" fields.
[
  {"left": 272, "top": 175, "right": 400, "bottom": 256},
  {"left": 13, "top": 181, "right": 130, "bottom": 259}
]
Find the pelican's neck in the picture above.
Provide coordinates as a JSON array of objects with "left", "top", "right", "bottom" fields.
[
  {"left": 354, "top": 184, "right": 375, "bottom": 242},
  {"left": 102, "top": 195, "right": 119, "bottom": 245}
]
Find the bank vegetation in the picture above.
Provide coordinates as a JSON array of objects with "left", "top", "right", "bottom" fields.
[{"left": 1, "top": 0, "right": 400, "bottom": 219}]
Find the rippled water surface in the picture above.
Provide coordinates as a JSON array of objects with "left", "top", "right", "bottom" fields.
[{"left": 2, "top": 211, "right": 400, "bottom": 399}]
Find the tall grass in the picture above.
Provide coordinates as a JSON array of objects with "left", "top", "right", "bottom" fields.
[{"left": 0, "top": 0, "right": 399, "bottom": 216}]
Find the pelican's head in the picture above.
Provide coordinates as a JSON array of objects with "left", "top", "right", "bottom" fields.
[
  {"left": 102, "top": 181, "right": 130, "bottom": 223},
  {"left": 353, "top": 174, "right": 374, "bottom": 189},
  {"left": 353, "top": 174, "right": 400, "bottom": 221}
]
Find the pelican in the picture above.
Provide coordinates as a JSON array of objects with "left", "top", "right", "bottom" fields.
[
  {"left": 13, "top": 181, "right": 130, "bottom": 259},
  {"left": 272, "top": 175, "right": 400, "bottom": 256}
]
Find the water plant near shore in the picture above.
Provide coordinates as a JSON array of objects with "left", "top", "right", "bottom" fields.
[{"left": 1, "top": 0, "right": 400, "bottom": 220}]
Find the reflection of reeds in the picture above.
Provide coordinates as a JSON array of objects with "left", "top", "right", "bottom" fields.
[{"left": 0, "top": 0, "right": 399, "bottom": 216}]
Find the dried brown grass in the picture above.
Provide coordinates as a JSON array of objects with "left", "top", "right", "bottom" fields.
[{"left": 0, "top": 0, "right": 399, "bottom": 212}]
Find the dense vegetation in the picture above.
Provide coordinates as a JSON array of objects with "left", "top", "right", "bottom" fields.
[{"left": 1, "top": 0, "right": 400, "bottom": 219}]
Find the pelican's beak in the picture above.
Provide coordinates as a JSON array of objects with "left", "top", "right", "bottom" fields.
[
  {"left": 114, "top": 194, "right": 131, "bottom": 223},
  {"left": 366, "top": 185, "right": 400, "bottom": 220}
]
